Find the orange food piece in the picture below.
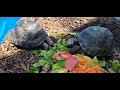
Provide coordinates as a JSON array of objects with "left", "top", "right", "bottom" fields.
[{"left": 72, "top": 54, "right": 108, "bottom": 73}]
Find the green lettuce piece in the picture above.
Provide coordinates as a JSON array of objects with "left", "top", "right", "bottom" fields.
[
  {"left": 98, "top": 61, "right": 106, "bottom": 67},
  {"left": 108, "top": 68, "right": 116, "bottom": 73},
  {"left": 51, "top": 63, "right": 62, "bottom": 73},
  {"left": 92, "top": 56, "right": 99, "bottom": 65},
  {"left": 109, "top": 60, "right": 120, "bottom": 72}
]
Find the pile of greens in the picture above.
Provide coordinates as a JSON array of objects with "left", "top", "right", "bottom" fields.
[
  {"left": 27, "top": 38, "right": 69, "bottom": 73},
  {"left": 107, "top": 60, "right": 120, "bottom": 73}
]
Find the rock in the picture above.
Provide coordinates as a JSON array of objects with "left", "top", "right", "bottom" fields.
[
  {"left": 69, "top": 45, "right": 80, "bottom": 54},
  {"left": 66, "top": 38, "right": 79, "bottom": 48},
  {"left": 45, "top": 36, "right": 54, "bottom": 46}
]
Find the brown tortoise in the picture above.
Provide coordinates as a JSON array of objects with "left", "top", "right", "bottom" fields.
[{"left": 10, "top": 20, "right": 54, "bottom": 49}]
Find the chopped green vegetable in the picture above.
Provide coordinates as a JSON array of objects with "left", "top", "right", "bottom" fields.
[
  {"left": 108, "top": 68, "right": 116, "bottom": 73},
  {"left": 33, "top": 63, "right": 41, "bottom": 67},
  {"left": 87, "top": 56, "right": 99, "bottom": 67},
  {"left": 51, "top": 63, "right": 63, "bottom": 73},
  {"left": 109, "top": 60, "right": 120, "bottom": 72},
  {"left": 98, "top": 61, "right": 106, "bottom": 67},
  {"left": 34, "top": 70, "right": 39, "bottom": 73},
  {"left": 57, "top": 61, "right": 65, "bottom": 67},
  {"left": 92, "top": 56, "right": 99, "bottom": 65},
  {"left": 80, "top": 52, "right": 86, "bottom": 56},
  {"left": 33, "top": 50, "right": 41, "bottom": 56},
  {"left": 27, "top": 66, "right": 38, "bottom": 73},
  {"left": 56, "top": 56, "right": 64, "bottom": 61}
]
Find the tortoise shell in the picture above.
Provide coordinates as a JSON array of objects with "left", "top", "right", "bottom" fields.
[
  {"left": 10, "top": 20, "right": 48, "bottom": 49},
  {"left": 77, "top": 26, "right": 114, "bottom": 56}
]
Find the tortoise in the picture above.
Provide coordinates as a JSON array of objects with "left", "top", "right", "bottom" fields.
[
  {"left": 10, "top": 20, "right": 53, "bottom": 49},
  {"left": 77, "top": 26, "right": 114, "bottom": 56}
]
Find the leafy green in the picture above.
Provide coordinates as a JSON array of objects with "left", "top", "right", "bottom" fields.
[
  {"left": 87, "top": 56, "right": 106, "bottom": 68},
  {"left": 54, "top": 38, "right": 69, "bottom": 52},
  {"left": 56, "top": 56, "right": 64, "bottom": 61},
  {"left": 51, "top": 55, "right": 65, "bottom": 73},
  {"left": 108, "top": 60, "right": 120, "bottom": 72},
  {"left": 87, "top": 56, "right": 99, "bottom": 67},
  {"left": 34, "top": 70, "right": 39, "bottom": 73},
  {"left": 98, "top": 61, "right": 106, "bottom": 67},
  {"left": 51, "top": 63, "right": 63, "bottom": 73},
  {"left": 57, "top": 61, "right": 65, "bottom": 67},
  {"left": 27, "top": 66, "right": 38, "bottom": 73},
  {"left": 80, "top": 52, "right": 85, "bottom": 56},
  {"left": 92, "top": 56, "right": 99, "bottom": 65},
  {"left": 108, "top": 68, "right": 116, "bottom": 73},
  {"left": 32, "top": 50, "right": 41, "bottom": 56}
]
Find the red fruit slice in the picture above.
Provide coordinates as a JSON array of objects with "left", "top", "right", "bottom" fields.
[
  {"left": 52, "top": 52, "right": 72, "bottom": 60},
  {"left": 65, "top": 58, "right": 78, "bottom": 71},
  {"left": 52, "top": 51, "right": 78, "bottom": 71}
]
